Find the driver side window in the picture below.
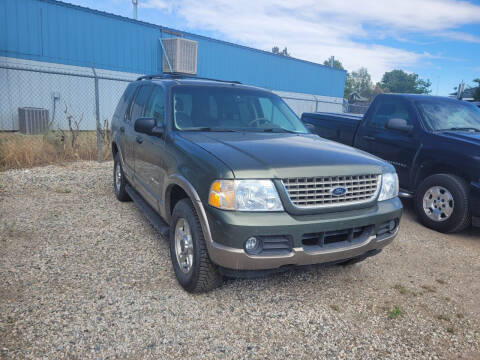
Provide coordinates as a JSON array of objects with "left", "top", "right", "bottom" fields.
[
  {"left": 369, "top": 99, "right": 412, "bottom": 129},
  {"left": 145, "top": 86, "right": 165, "bottom": 127}
]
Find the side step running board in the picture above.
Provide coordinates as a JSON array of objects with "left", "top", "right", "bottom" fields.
[{"left": 126, "top": 184, "right": 170, "bottom": 238}]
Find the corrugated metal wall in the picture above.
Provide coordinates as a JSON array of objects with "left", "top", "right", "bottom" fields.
[{"left": 0, "top": 0, "right": 346, "bottom": 98}]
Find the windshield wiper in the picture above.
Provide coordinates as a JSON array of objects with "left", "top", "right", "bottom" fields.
[
  {"left": 261, "top": 127, "right": 300, "bottom": 134},
  {"left": 438, "top": 127, "right": 480, "bottom": 132},
  {"left": 182, "top": 127, "right": 240, "bottom": 132}
]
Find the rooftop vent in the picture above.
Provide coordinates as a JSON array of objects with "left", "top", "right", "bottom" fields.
[{"left": 162, "top": 38, "right": 198, "bottom": 75}]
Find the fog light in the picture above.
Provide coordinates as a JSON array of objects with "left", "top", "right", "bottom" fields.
[
  {"left": 245, "top": 237, "right": 259, "bottom": 253},
  {"left": 388, "top": 219, "right": 397, "bottom": 231}
]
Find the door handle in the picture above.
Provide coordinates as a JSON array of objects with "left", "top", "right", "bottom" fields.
[
  {"left": 136, "top": 136, "right": 144, "bottom": 144},
  {"left": 362, "top": 135, "right": 376, "bottom": 141},
  {"left": 120, "top": 126, "right": 125, "bottom": 133}
]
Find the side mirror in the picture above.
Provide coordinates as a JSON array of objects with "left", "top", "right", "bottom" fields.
[
  {"left": 134, "top": 117, "right": 164, "bottom": 137},
  {"left": 386, "top": 118, "right": 413, "bottom": 133}
]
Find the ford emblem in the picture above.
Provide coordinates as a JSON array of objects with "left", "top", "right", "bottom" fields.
[{"left": 331, "top": 187, "right": 347, "bottom": 196}]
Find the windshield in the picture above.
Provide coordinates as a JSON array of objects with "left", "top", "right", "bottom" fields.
[
  {"left": 172, "top": 85, "right": 308, "bottom": 133},
  {"left": 416, "top": 99, "right": 480, "bottom": 131}
]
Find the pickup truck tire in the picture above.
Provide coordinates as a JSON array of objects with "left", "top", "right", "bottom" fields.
[
  {"left": 113, "top": 153, "right": 131, "bottom": 202},
  {"left": 169, "top": 199, "right": 222, "bottom": 293},
  {"left": 415, "top": 174, "right": 471, "bottom": 233}
]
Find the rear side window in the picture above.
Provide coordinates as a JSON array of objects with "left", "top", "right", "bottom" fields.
[
  {"left": 368, "top": 99, "right": 412, "bottom": 129},
  {"left": 130, "top": 85, "right": 153, "bottom": 122},
  {"left": 114, "top": 83, "right": 137, "bottom": 120},
  {"left": 144, "top": 86, "right": 165, "bottom": 126}
]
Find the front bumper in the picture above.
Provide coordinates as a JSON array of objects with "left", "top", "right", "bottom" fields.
[{"left": 204, "top": 197, "right": 402, "bottom": 270}]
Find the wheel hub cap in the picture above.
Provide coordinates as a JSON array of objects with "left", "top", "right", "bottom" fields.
[
  {"left": 174, "top": 218, "right": 193, "bottom": 273},
  {"left": 422, "top": 186, "right": 454, "bottom": 222}
]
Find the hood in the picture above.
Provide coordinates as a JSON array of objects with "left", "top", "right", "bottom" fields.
[
  {"left": 179, "top": 132, "right": 389, "bottom": 178},
  {"left": 438, "top": 131, "right": 480, "bottom": 146}
]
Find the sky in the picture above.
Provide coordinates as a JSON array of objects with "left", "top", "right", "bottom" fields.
[{"left": 68, "top": 0, "right": 480, "bottom": 96}]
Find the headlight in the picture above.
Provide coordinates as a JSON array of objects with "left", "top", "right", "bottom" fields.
[
  {"left": 378, "top": 172, "right": 399, "bottom": 201},
  {"left": 208, "top": 179, "right": 284, "bottom": 211}
]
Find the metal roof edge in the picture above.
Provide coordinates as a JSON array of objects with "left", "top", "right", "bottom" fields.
[{"left": 37, "top": 0, "right": 346, "bottom": 74}]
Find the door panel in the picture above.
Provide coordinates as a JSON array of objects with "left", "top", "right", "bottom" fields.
[
  {"left": 133, "top": 85, "right": 167, "bottom": 211},
  {"left": 354, "top": 98, "right": 420, "bottom": 186}
]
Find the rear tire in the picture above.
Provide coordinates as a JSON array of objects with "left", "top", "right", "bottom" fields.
[
  {"left": 113, "top": 153, "right": 131, "bottom": 202},
  {"left": 415, "top": 174, "right": 471, "bottom": 233},
  {"left": 169, "top": 199, "right": 222, "bottom": 293}
]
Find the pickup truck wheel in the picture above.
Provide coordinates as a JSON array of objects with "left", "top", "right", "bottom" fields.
[
  {"left": 415, "top": 174, "right": 471, "bottom": 233},
  {"left": 169, "top": 199, "right": 222, "bottom": 293},
  {"left": 113, "top": 154, "right": 130, "bottom": 202}
]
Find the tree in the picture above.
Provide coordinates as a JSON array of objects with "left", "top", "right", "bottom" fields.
[
  {"left": 344, "top": 73, "right": 354, "bottom": 98},
  {"left": 323, "top": 58, "right": 345, "bottom": 70},
  {"left": 348, "top": 67, "right": 374, "bottom": 98},
  {"left": 272, "top": 46, "right": 290, "bottom": 57},
  {"left": 473, "top": 78, "right": 480, "bottom": 101},
  {"left": 378, "top": 69, "right": 431, "bottom": 94}
]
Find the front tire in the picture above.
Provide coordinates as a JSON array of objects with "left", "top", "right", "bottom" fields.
[
  {"left": 169, "top": 199, "right": 222, "bottom": 293},
  {"left": 415, "top": 174, "right": 471, "bottom": 233}
]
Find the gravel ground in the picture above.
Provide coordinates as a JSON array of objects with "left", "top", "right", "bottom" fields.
[{"left": 1, "top": 161, "right": 479, "bottom": 359}]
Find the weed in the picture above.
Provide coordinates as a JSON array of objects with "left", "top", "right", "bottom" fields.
[
  {"left": 55, "top": 188, "right": 72, "bottom": 194},
  {"left": 421, "top": 285, "right": 436, "bottom": 293},
  {"left": 0, "top": 131, "right": 112, "bottom": 170},
  {"left": 446, "top": 327, "right": 455, "bottom": 334},
  {"left": 330, "top": 304, "right": 340, "bottom": 312},
  {"left": 456, "top": 313, "right": 464, "bottom": 319},
  {"left": 393, "top": 284, "right": 408, "bottom": 295},
  {"left": 436, "top": 279, "right": 446, "bottom": 285},
  {"left": 388, "top": 307, "right": 403, "bottom": 319},
  {"left": 437, "top": 314, "right": 450, "bottom": 322}
]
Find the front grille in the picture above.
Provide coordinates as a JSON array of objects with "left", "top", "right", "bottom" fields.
[{"left": 282, "top": 174, "right": 381, "bottom": 209}]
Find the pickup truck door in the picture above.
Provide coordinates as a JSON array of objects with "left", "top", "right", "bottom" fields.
[
  {"left": 133, "top": 85, "right": 167, "bottom": 212},
  {"left": 354, "top": 97, "right": 420, "bottom": 187}
]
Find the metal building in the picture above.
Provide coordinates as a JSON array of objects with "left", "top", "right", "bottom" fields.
[{"left": 0, "top": 0, "right": 346, "bottom": 131}]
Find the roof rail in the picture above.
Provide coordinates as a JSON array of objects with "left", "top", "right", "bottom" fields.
[{"left": 136, "top": 73, "right": 242, "bottom": 84}]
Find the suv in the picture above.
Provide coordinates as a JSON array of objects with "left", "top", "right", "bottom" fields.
[{"left": 111, "top": 74, "right": 403, "bottom": 292}]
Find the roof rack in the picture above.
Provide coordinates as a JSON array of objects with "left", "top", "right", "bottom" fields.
[{"left": 136, "top": 73, "right": 242, "bottom": 84}]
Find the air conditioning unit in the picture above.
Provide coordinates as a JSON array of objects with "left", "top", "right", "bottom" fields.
[
  {"left": 162, "top": 38, "right": 198, "bottom": 75},
  {"left": 18, "top": 108, "right": 49, "bottom": 134}
]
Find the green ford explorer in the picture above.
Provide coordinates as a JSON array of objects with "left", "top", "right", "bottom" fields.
[{"left": 111, "top": 74, "right": 403, "bottom": 293}]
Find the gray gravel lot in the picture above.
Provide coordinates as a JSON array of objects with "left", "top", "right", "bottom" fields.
[{"left": 1, "top": 161, "right": 479, "bottom": 359}]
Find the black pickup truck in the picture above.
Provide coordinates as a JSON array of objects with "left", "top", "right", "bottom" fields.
[{"left": 302, "top": 94, "right": 480, "bottom": 233}]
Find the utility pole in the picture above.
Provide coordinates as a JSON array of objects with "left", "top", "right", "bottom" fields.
[{"left": 132, "top": 0, "right": 138, "bottom": 20}]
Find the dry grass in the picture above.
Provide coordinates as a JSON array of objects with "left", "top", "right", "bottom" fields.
[{"left": 0, "top": 131, "right": 112, "bottom": 170}]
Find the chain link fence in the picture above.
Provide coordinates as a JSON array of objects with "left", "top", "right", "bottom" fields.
[
  {"left": 0, "top": 64, "right": 134, "bottom": 169},
  {"left": 0, "top": 63, "right": 345, "bottom": 170}
]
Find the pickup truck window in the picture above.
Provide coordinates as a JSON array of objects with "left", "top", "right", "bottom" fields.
[
  {"left": 172, "top": 86, "right": 307, "bottom": 133},
  {"left": 145, "top": 86, "right": 165, "bottom": 126},
  {"left": 369, "top": 100, "right": 412, "bottom": 129},
  {"left": 416, "top": 99, "right": 480, "bottom": 131}
]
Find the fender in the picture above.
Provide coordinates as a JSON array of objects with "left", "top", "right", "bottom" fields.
[
  {"left": 112, "top": 137, "right": 133, "bottom": 182},
  {"left": 408, "top": 143, "right": 424, "bottom": 191},
  {"left": 163, "top": 174, "right": 215, "bottom": 247}
]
